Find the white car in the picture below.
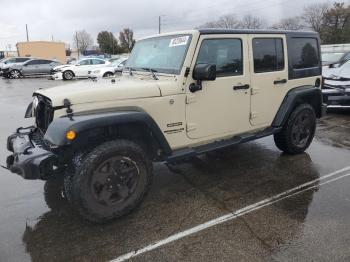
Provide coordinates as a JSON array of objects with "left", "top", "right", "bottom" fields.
[
  {"left": 88, "top": 57, "right": 128, "bottom": 78},
  {"left": 52, "top": 58, "right": 110, "bottom": 80}
]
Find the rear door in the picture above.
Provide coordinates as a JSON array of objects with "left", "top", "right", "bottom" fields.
[
  {"left": 37, "top": 60, "right": 53, "bottom": 74},
  {"left": 21, "top": 60, "right": 40, "bottom": 75},
  {"left": 248, "top": 34, "right": 288, "bottom": 127},
  {"left": 185, "top": 34, "right": 252, "bottom": 139}
]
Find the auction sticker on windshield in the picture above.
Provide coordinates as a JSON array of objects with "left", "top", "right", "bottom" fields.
[{"left": 169, "top": 36, "right": 189, "bottom": 47}]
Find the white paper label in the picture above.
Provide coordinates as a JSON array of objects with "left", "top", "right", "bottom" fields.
[{"left": 169, "top": 36, "right": 189, "bottom": 47}]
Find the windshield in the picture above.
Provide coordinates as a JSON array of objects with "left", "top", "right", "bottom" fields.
[
  {"left": 111, "top": 58, "right": 126, "bottom": 66},
  {"left": 126, "top": 34, "right": 192, "bottom": 74},
  {"left": 322, "top": 52, "right": 345, "bottom": 63}
]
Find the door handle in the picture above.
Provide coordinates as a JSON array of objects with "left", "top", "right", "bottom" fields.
[
  {"left": 233, "top": 84, "right": 250, "bottom": 90},
  {"left": 274, "top": 79, "right": 287, "bottom": 85}
]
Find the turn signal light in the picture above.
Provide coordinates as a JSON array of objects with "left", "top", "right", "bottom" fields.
[{"left": 66, "top": 130, "right": 76, "bottom": 140}]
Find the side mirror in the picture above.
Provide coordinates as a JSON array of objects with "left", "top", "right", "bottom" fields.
[
  {"left": 193, "top": 63, "right": 216, "bottom": 81},
  {"left": 329, "top": 63, "right": 340, "bottom": 68},
  {"left": 190, "top": 63, "right": 216, "bottom": 93}
]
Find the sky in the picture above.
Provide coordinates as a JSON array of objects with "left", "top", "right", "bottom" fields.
[{"left": 0, "top": 0, "right": 327, "bottom": 51}]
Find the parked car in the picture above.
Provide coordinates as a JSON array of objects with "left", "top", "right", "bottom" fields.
[
  {"left": 3, "top": 59, "right": 61, "bottom": 79},
  {"left": 322, "top": 51, "right": 350, "bottom": 67},
  {"left": 88, "top": 57, "right": 128, "bottom": 78},
  {"left": 6, "top": 29, "right": 325, "bottom": 223},
  {"left": 0, "top": 57, "right": 32, "bottom": 76},
  {"left": 51, "top": 58, "right": 110, "bottom": 80},
  {"left": 322, "top": 59, "right": 350, "bottom": 107}
]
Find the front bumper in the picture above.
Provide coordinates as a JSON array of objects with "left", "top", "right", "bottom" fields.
[
  {"left": 322, "top": 86, "right": 350, "bottom": 107},
  {"left": 6, "top": 127, "right": 59, "bottom": 180},
  {"left": 1, "top": 68, "right": 9, "bottom": 77}
]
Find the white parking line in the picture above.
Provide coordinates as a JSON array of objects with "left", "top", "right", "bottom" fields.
[{"left": 110, "top": 166, "right": 350, "bottom": 262}]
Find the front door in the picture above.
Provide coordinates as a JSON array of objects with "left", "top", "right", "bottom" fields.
[
  {"left": 185, "top": 35, "right": 251, "bottom": 139},
  {"left": 248, "top": 35, "right": 289, "bottom": 126},
  {"left": 74, "top": 59, "right": 92, "bottom": 77}
]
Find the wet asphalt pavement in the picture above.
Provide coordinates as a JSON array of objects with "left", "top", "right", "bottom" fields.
[{"left": 1, "top": 77, "right": 350, "bottom": 262}]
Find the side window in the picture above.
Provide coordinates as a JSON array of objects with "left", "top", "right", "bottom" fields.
[
  {"left": 92, "top": 59, "right": 105, "bottom": 65},
  {"left": 26, "top": 60, "right": 39, "bottom": 65},
  {"left": 253, "top": 38, "right": 284, "bottom": 73},
  {"left": 78, "top": 59, "right": 91, "bottom": 65},
  {"left": 16, "top": 58, "right": 30, "bottom": 62},
  {"left": 290, "top": 38, "right": 319, "bottom": 69},
  {"left": 196, "top": 38, "right": 243, "bottom": 77}
]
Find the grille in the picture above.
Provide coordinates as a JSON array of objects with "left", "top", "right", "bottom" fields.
[{"left": 35, "top": 95, "right": 54, "bottom": 132}]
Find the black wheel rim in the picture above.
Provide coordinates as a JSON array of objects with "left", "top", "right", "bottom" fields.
[
  {"left": 291, "top": 111, "right": 313, "bottom": 148},
  {"left": 90, "top": 156, "right": 140, "bottom": 206}
]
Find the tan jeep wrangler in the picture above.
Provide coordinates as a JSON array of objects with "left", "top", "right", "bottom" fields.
[{"left": 6, "top": 29, "right": 326, "bottom": 223}]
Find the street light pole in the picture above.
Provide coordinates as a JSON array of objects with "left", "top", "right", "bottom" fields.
[{"left": 25, "top": 24, "right": 29, "bottom": 42}]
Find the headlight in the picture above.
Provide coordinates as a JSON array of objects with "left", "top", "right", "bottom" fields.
[{"left": 32, "top": 96, "right": 39, "bottom": 115}]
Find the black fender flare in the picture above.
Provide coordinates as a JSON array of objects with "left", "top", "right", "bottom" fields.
[
  {"left": 44, "top": 111, "right": 172, "bottom": 155},
  {"left": 272, "top": 85, "right": 324, "bottom": 127}
]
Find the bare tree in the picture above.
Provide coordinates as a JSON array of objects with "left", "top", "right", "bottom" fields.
[
  {"left": 302, "top": 2, "right": 329, "bottom": 33},
  {"left": 239, "top": 14, "right": 267, "bottom": 29},
  {"left": 216, "top": 15, "right": 240, "bottom": 29},
  {"left": 73, "top": 30, "right": 93, "bottom": 53},
  {"left": 197, "top": 14, "right": 265, "bottom": 29},
  {"left": 272, "top": 17, "right": 305, "bottom": 30}
]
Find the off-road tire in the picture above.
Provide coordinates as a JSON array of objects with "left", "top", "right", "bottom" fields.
[
  {"left": 43, "top": 177, "right": 66, "bottom": 210},
  {"left": 64, "top": 152, "right": 86, "bottom": 203},
  {"left": 71, "top": 139, "right": 153, "bottom": 223},
  {"left": 62, "top": 70, "right": 74, "bottom": 80},
  {"left": 274, "top": 103, "right": 316, "bottom": 154}
]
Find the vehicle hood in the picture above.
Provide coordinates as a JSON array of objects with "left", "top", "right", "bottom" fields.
[
  {"left": 53, "top": 65, "right": 74, "bottom": 70},
  {"left": 35, "top": 77, "right": 165, "bottom": 107},
  {"left": 323, "top": 65, "right": 350, "bottom": 79},
  {"left": 323, "top": 64, "right": 350, "bottom": 88}
]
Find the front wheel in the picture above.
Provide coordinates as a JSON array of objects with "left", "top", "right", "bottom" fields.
[
  {"left": 103, "top": 72, "right": 114, "bottom": 78},
  {"left": 9, "top": 69, "right": 21, "bottom": 79},
  {"left": 62, "top": 70, "right": 74, "bottom": 80},
  {"left": 71, "top": 139, "right": 153, "bottom": 223},
  {"left": 274, "top": 104, "right": 316, "bottom": 154}
]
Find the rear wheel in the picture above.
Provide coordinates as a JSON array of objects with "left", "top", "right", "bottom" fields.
[
  {"left": 274, "top": 104, "right": 316, "bottom": 154},
  {"left": 62, "top": 70, "right": 74, "bottom": 80},
  {"left": 71, "top": 139, "right": 153, "bottom": 223}
]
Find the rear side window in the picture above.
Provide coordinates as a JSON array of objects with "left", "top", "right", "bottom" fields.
[
  {"left": 290, "top": 38, "right": 319, "bottom": 69},
  {"left": 253, "top": 38, "right": 284, "bottom": 73},
  {"left": 196, "top": 38, "right": 243, "bottom": 77},
  {"left": 26, "top": 60, "right": 40, "bottom": 65}
]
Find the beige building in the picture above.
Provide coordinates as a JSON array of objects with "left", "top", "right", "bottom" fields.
[{"left": 17, "top": 41, "right": 66, "bottom": 63}]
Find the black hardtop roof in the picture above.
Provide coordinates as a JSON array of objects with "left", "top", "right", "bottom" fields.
[{"left": 199, "top": 29, "right": 318, "bottom": 37}]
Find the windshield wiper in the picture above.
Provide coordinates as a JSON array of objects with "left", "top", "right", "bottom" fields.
[{"left": 142, "top": 67, "right": 159, "bottom": 80}]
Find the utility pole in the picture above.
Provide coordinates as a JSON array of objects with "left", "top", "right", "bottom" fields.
[
  {"left": 25, "top": 24, "right": 29, "bottom": 42},
  {"left": 158, "top": 16, "right": 161, "bottom": 34},
  {"left": 76, "top": 31, "right": 79, "bottom": 59}
]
